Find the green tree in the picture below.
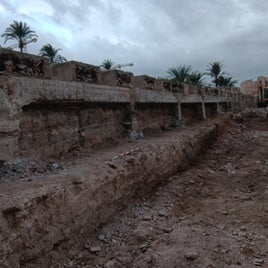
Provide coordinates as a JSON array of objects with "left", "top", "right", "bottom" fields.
[
  {"left": 167, "top": 65, "right": 204, "bottom": 86},
  {"left": 218, "top": 76, "right": 237, "bottom": 87},
  {"left": 101, "top": 59, "right": 116, "bottom": 70},
  {"left": 1, "top": 20, "right": 38, "bottom": 53},
  {"left": 206, "top": 61, "right": 227, "bottom": 87},
  {"left": 167, "top": 65, "right": 192, "bottom": 84},
  {"left": 39, "top": 44, "right": 67, "bottom": 63},
  {"left": 187, "top": 71, "right": 204, "bottom": 87}
]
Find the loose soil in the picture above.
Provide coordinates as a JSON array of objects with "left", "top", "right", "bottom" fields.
[
  {"left": 1, "top": 110, "right": 268, "bottom": 268},
  {"left": 57, "top": 111, "right": 268, "bottom": 268}
]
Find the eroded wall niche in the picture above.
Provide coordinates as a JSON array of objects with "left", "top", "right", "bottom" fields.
[
  {"left": 18, "top": 102, "right": 129, "bottom": 157},
  {"left": 136, "top": 103, "right": 176, "bottom": 130},
  {"left": 18, "top": 101, "right": 179, "bottom": 158}
]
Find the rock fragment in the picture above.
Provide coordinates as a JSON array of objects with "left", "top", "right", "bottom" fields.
[
  {"left": 252, "top": 258, "right": 264, "bottom": 266},
  {"left": 184, "top": 251, "right": 199, "bottom": 261}
]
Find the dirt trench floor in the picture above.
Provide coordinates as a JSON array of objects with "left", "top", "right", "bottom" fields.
[{"left": 54, "top": 111, "right": 268, "bottom": 268}]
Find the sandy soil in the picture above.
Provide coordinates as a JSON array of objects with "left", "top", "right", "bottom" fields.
[{"left": 57, "top": 111, "right": 268, "bottom": 268}]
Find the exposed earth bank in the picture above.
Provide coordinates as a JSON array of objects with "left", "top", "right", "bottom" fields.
[
  {"left": 59, "top": 110, "right": 268, "bottom": 268},
  {"left": 0, "top": 109, "right": 267, "bottom": 268}
]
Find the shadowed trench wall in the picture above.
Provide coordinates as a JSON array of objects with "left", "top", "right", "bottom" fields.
[{"left": 19, "top": 102, "right": 129, "bottom": 157}]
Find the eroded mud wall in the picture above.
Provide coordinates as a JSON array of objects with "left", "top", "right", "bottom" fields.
[
  {"left": 0, "top": 48, "right": 50, "bottom": 78},
  {"left": 0, "top": 73, "right": 256, "bottom": 161},
  {"left": 205, "top": 103, "right": 219, "bottom": 117},
  {"left": 19, "top": 103, "right": 128, "bottom": 157},
  {"left": 136, "top": 103, "right": 176, "bottom": 130},
  {"left": 181, "top": 103, "right": 202, "bottom": 122},
  {"left": 79, "top": 103, "right": 128, "bottom": 147}
]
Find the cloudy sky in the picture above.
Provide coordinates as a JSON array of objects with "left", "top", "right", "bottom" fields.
[{"left": 0, "top": 0, "right": 267, "bottom": 85}]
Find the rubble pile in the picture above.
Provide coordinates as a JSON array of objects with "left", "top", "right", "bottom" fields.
[
  {"left": 0, "top": 158, "right": 63, "bottom": 181},
  {"left": 0, "top": 50, "right": 47, "bottom": 77},
  {"left": 116, "top": 71, "right": 133, "bottom": 88},
  {"left": 171, "top": 83, "right": 184, "bottom": 93},
  {"left": 75, "top": 64, "right": 100, "bottom": 83},
  {"left": 144, "top": 76, "right": 155, "bottom": 89}
]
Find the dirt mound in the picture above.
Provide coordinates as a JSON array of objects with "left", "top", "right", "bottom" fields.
[
  {"left": 1, "top": 110, "right": 267, "bottom": 267},
  {"left": 59, "top": 111, "right": 268, "bottom": 268},
  {"left": 0, "top": 117, "right": 224, "bottom": 267}
]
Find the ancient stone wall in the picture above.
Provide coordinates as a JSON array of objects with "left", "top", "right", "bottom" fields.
[
  {"left": 240, "top": 79, "right": 258, "bottom": 96},
  {"left": 135, "top": 103, "right": 176, "bottom": 130},
  {"left": 0, "top": 74, "right": 255, "bottom": 161},
  {"left": 50, "top": 61, "right": 101, "bottom": 83},
  {"left": 18, "top": 102, "right": 177, "bottom": 158},
  {"left": 240, "top": 76, "right": 268, "bottom": 97},
  {"left": 0, "top": 48, "right": 50, "bottom": 78},
  {"left": 19, "top": 103, "right": 128, "bottom": 157},
  {"left": 0, "top": 50, "right": 256, "bottom": 162}
]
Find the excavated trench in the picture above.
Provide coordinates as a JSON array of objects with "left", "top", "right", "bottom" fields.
[{"left": 0, "top": 116, "right": 228, "bottom": 267}]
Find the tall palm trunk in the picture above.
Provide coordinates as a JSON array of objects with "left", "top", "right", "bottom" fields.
[{"left": 19, "top": 39, "right": 24, "bottom": 53}]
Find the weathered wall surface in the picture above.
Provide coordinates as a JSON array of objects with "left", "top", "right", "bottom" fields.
[
  {"left": 79, "top": 104, "right": 128, "bottom": 148},
  {"left": 240, "top": 79, "right": 258, "bottom": 96},
  {"left": 0, "top": 76, "right": 132, "bottom": 160},
  {"left": 18, "top": 102, "right": 129, "bottom": 157},
  {"left": 0, "top": 77, "right": 21, "bottom": 161},
  {"left": 50, "top": 61, "right": 101, "bottom": 83},
  {"left": 240, "top": 76, "right": 268, "bottom": 96},
  {"left": 0, "top": 50, "right": 258, "bottom": 267},
  {"left": 0, "top": 74, "right": 255, "bottom": 161},
  {"left": 136, "top": 103, "right": 175, "bottom": 130},
  {"left": 18, "top": 103, "right": 129, "bottom": 157},
  {"left": 0, "top": 49, "right": 256, "bottom": 161},
  {"left": 181, "top": 103, "right": 203, "bottom": 121},
  {"left": 0, "top": 48, "right": 50, "bottom": 78}
]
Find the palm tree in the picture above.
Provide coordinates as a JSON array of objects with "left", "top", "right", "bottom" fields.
[
  {"left": 101, "top": 59, "right": 116, "bottom": 70},
  {"left": 206, "top": 61, "right": 227, "bottom": 87},
  {"left": 187, "top": 71, "right": 204, "bottom": 87},
  {"left": 167, "top": 65, "right": 204, "bottom": 86},
  {"left": 1, "top": 21, "right": 38, "bottom": 53},
  {"left": 39, "top": 44, "right": 67, "bottom": 63},
  {"left": 218, "top": 76, "right": 237, "bottom": 87},
  {"left": 167, "top": 65, "right": 192, "bottom": 84}
]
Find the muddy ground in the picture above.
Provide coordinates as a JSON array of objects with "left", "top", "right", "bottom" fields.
[{"left": 52, "top": 110, "right": 268, "bottom": 268}]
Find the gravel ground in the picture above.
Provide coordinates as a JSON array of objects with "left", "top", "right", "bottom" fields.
[{"left": 56, "top": 110, "right": 268, "bottom": 268}]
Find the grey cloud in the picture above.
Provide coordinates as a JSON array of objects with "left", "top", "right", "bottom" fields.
[
  {"left": 0, "top": 0, "right": 16, "bottom": 13},
  {"left": 0, "top": 0, "right": 268, "bottom": 85}
]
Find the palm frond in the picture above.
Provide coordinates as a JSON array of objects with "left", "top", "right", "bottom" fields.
[
  {"left": 39, "top": 44, "right": 66, "bottom": 63},
  {"left": 1, "top": 20, "right": 37, "bottom": 52}
]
